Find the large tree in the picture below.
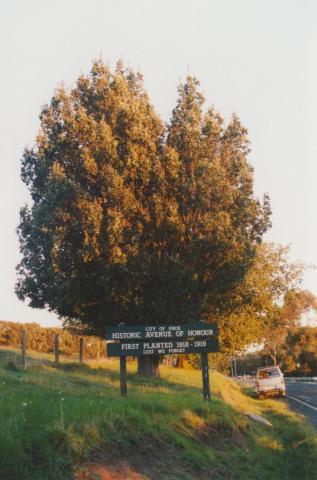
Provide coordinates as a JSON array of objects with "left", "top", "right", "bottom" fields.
[{"left": 16, "top": 61, "right": 270, "bottom": 376}]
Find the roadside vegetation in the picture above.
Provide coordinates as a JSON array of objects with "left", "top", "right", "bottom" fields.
[
  {"left": 0, "top": 349, "right": 316, "bottom": 480},
  {"left": 235, "top": 325, "right": 317, "bottom": 378},
  {"left": 0, "top": 320, "right": 102, "bottom": 359}
]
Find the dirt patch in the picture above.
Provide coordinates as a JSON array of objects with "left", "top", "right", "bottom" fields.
[
  {"left": 74, "top": 438, "right": 211, "bottom": 480},
  {"left": 76, "top": 461, "right": 148, "bottom": 480},
  {"left": 74, "top": 421, "right": 243, "bottom": 480}
]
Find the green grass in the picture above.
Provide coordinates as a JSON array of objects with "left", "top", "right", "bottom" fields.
[{"left": 0, "top": 349, "right": 316, "bottom": 480}]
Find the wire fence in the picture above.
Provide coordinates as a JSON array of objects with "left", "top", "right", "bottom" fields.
[
  {"left": 0, "top": 348, "right": 86, "bottom": 369},
  {"left": 0, "top": 332, "right": 107, "bottom": 371}
]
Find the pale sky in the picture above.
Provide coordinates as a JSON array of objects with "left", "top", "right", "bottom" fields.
[{"left": 0, "top": 0, "right": 316, "bottom": 326}]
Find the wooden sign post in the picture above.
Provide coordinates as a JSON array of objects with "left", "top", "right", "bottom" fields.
[
  {"left": 201, "top": 352, "right": 211, "bottom": 402},
  {"left": 120, "top": 357, "right": 127, "bottom": 396},
  {"left": 106, "top": 322, "right": 219, "bottom": 399}
]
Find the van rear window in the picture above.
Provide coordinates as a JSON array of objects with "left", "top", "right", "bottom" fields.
[{"left": 258, "top": 368, "right": 280, "bottom": 379}]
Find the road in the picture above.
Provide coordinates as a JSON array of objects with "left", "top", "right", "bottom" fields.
[{"left": 286, "top": 382, "right": 317, "bottom": 428}]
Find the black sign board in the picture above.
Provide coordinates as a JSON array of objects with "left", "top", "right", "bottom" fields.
[
  {"left": 106, "top": 321, "right": 219, "bottom": 400},
  {"left": 106, "top": 323, "right": 218, "bottom": 341},
  {"left": 107, "top": 337, "right": 219, "bottom": 357}
]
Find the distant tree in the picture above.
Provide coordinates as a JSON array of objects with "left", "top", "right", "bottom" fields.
[
  {"left": 283, "top": 327, "right": 317, "bottom": 376},
  {"left": 264, "top": 289, "right": 317, "bottom": 366},
  {"left": 198, "top": 243, "right": 302, "bottom": 356},
  {"left": 16, "top": 61, "right": 270, "bottom": 376},
  {"left": 281, "top": 289, "right": 317, "bottom": 325}
]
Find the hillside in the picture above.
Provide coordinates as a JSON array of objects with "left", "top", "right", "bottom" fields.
[{"left": 0, "top": 351, "right": 316, "bottom": 480}]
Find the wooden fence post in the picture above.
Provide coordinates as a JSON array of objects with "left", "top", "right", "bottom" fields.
[
  {"left": 201, "top": 352, "right": 211, "bottom": 401},
  {"left": 97, "top": 339, "right": 101, "bottom": 363},
  {"left": 54, "top": 334, "right": 59, "bottom": 367},
  {"left": 79, "top": 338, "right": 84, "bottom": 363},
  {"left": 117, "top": 322, "right": 127, "bottom": 396},
  {"left": 120, "top": 357, "right": 127, "bottom": 397},
  {"left": 21, "top": 330, "right": 27, "bottom": 369}
]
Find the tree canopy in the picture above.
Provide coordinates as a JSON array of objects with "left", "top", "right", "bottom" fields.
[
  {"left": 16, "top": 60, "right": 270, "bottom": 340},
  {"left": 192, "top": 241, "right": 305, "bottom": 359},
  {"left": 263, "top": 288, "right": 317, "bottom": 366},
  {"left": 283, "top": 326, "right": 317, "bottom": 376}
]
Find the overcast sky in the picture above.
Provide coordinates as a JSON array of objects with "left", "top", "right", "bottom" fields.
[{"left": 0, "top": 0, "right": 316, "bottom": 326}]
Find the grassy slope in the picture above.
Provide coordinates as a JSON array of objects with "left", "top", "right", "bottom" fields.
[{"left": 0, "top": 350, "right": 316, "bottom": 480}]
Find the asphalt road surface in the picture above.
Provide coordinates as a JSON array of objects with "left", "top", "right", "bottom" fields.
[{"left": 286, "top": 382, "right": 317, "bottom": 428}]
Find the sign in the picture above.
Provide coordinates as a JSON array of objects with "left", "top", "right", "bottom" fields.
[
  {"left": 107, "top": 337, "right": 219, "bottom": 357},
  {"left": 106, "top": 321, "right": 219, "bottom": 400},
  {"left": 106, "top": 322, "right": 218, "bottom": 341}
]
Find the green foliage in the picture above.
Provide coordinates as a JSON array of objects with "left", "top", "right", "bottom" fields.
[
  {"left": 239, "top": 325, "right": 317, "bottom": 377},
  {"left": 16, "top": 60, "right": 270, "bottom": 341},
  {"left": 283, "top": 326, "right": 317, "bottom": 376},
  {"left": 263, "top": 289, "right": 317, "bottom": 366},
  {"left": 282, "top": 290, "right": 317, "bottom": 325},
  {"left": 207, "top": 242, "right": 304, "bottom": 356}
]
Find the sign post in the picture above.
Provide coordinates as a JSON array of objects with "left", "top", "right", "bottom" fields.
[
  {"left": 201, "top": 352, "right": 211, "bottom": 401},
  {"left": 106, "top": 322, "right": 219, "bottom": 398},
  {"left": 120, "top": 357, "right": 127, "bottom": 396}
]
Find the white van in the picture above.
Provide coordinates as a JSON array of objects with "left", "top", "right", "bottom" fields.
[{"left": 256, "top": 367, "right": 286, "bottom": 399}]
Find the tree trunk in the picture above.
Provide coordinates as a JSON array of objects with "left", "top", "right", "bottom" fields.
[
  {"left": 137, "top": 355, "right": 160, "bottom": 378},
  {"left": 177, "top": 355, "right": 186, "bottom": 368}
]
